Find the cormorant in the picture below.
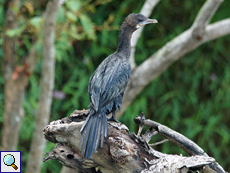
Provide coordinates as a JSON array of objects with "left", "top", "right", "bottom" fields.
[{"left": 79, "top": 13, "right": 157, "bottom": 159}]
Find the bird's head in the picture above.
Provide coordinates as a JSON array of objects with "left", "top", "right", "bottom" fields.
[{"left": 123, "top": 13, "right": 158, "bottom": 31}]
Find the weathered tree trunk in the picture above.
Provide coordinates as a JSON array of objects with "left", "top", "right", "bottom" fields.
[
  {"left": 2, "top": 0, "right": 21, "bottom": 151},
  {"left": 2, "top": 0, "right": 39, "bottom": 151},
  {"left": 43, "top": 110, "right": 226, "bottom": 173},
  {"left": 25, "top": 0, "right": 60, "bottom": 173}
]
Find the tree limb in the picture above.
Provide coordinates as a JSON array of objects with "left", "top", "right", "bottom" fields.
[
  {"left": 25, "top": 44, "right": 40, "bottom": 74},
  {"left": 191, "top": 0, "right": 223, "bottom": 42},
  {"left": 130, "top": 0, "right": 161, "bottom": 69},
  {"left": 203, "top": 18, "right": 230, "bottom": 42},
  {"left": 25, "top": 1, "right": 61, "bottom": 173},
  {"left": 43, "top": 110, "right": 226, "bottom": 173},
  {"left": 118, "top": 0, "right": 229, "bottom": 117},
  {"left": 192, "top": 0, "right": 222, "bottom": 31}
]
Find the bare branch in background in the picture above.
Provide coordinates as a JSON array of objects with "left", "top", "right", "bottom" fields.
[
  {"left": 25, "top": 0, "right": 61, "bottom": 173},
  {"left": 130, "top": 0, "right": 161, "bottom": 69},
  {"left": 25, "top": 45, "right": 40, "bottom": 74},
  {"left": 118, "top": 0, "right": 229, "bottom": 117},
  {"left": 192, "top": 0, "right": 222, "bottom": 37},
  {"left": 203, "top": 18, "right": 230, "bottom": 41}
]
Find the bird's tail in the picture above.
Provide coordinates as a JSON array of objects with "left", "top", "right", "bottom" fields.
[{"left": 79, "top": 113, "right": 107, "bottom": 159}]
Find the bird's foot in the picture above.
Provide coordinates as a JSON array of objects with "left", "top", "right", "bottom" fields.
[{"left": 107, "top": 117, "right": 121, "bottom": 123}]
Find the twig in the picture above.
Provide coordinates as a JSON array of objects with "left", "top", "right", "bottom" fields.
[
  {"left": 136, "top": 112, "right": 146, "bottom": 136},
  {"left": 137, "top": 125, "right": 143, "bottom": 137},
  {"left": 143, "top": 127, "right": 158, "bottom": 143},
  {"left": 149, "top": 139, "right": 168, "bottom": 146}
]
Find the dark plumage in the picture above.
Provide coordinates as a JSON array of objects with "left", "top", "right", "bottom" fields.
[{"left": 79, "top": 13, "right": 157, "bottom": 159}]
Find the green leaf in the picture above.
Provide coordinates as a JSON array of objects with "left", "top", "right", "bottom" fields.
[
  {"left": 79, "top": 14, "right": 96, "bottom": 40},
  {"left": 5, "top": 25, "right": 26, "bottom": 37},
  {"left": 30, "top": 16, "right": 43, "bottom": 29},
  {"left": 0, "top": 38, "right": 3, "bottom": 45},
  {"left": 5, "top": 28, "right": 19, "bottom": 37},
  {"left": 66, "top": 11, "right": 78, "bottom": 22},
  {"left": 57, "top": 6, "right": 65, "bottom": 22},
  {"left": 65, "top": 0, "right": 82, "bottom": 11}
]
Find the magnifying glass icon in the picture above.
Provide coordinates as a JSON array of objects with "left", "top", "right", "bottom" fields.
[{"left": 3, "top": 154, "right": 18, "bottom": 170}]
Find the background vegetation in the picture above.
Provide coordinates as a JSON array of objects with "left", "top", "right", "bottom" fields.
[{"left": 0, "top": 0, "right": 229, "bottom": 172}]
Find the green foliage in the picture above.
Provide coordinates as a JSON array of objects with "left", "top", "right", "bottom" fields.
[
  {"left": 29, "top": 16, "right": 43, "bottom": 29},
  {"left": 0, "top": 0, "right": 229, "bottom": 172},
  {"left": 5, "top": 26, "right": 25, "bottom": 37}
]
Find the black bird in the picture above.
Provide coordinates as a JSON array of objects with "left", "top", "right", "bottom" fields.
[{"left": 79, "top": 13, "right": 157, "bottom": 159}]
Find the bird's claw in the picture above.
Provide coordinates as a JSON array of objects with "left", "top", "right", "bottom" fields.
[{"left": 107, "top": 117, "right": 121, "bottom": 123}]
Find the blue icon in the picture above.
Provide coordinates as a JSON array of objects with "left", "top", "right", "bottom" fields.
[{"left": 3, "top": 154, "right": 18, "bottom": 170}]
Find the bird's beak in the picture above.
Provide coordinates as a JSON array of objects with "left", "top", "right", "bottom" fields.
[{"left": 139, "top": 19, "right": 158, "bottom": 26}]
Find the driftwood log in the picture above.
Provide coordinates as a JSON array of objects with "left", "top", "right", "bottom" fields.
[{"left": 43, "top": 110, "right": 226, "bottom": 173}]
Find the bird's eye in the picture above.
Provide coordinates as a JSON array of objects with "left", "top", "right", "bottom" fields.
[{"left": 138, "top": 18, "right": 144, "bottom": 22}]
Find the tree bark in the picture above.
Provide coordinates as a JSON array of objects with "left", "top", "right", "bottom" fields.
[
  {"left": 25, "top": 0, "right": 60, "bottom": 173},
  {"left": 2, "top": 0, "right": 20, "bottom": 151},
  {"left": 2, "top": 0, "right": 39, "bottom": 151},
  {"left": 43, "top": 110, "right": 226, "bottom": 173},
  {"left": 117, "top": 0, "right": 230, "bottom": 118}
]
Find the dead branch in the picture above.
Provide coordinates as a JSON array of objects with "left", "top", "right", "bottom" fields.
[
  {"left": 134, "top": 113, "right": 226, "bottom": 173},
  {"left": 43, "top": 110, "right": 226, "bottom": 173}
]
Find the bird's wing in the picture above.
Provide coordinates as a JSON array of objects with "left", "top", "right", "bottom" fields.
[{"left": 88, "top": 57, "right": 131, "bottom": 111}]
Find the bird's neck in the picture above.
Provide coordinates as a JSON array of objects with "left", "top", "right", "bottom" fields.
[{"left": 117, "top": 26, "right": 133, "bottom": 58}]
